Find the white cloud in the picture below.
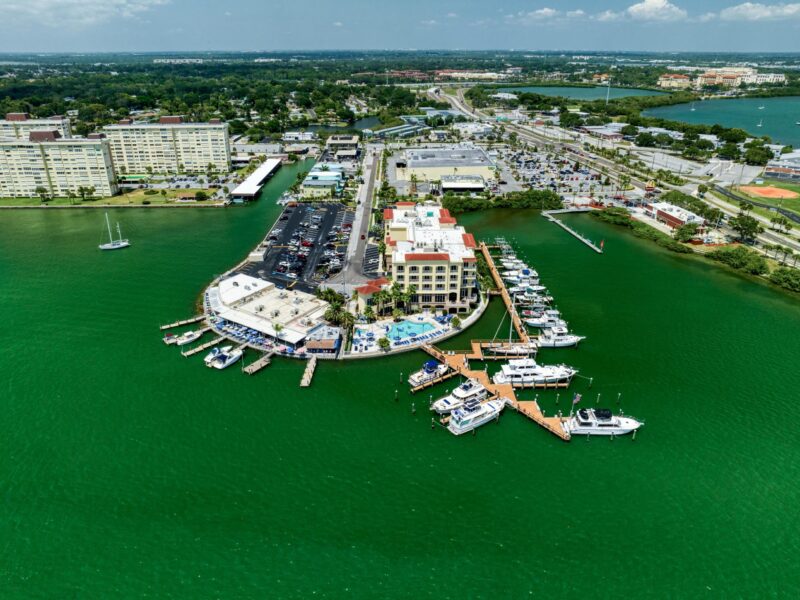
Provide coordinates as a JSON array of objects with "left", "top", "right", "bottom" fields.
[
  {"left": 626, "top": 0, "right": 687, "bottom": 21},
  {"left": 697, "top": 11, "right": 717, "bottom": 21},
  {"left": 333, "top": 21, "right": 343, "bottom": 27},
  {"left": 566, "top": 9, "right": 586, "bottom": 18},
  {"left": 420, "top": 19, "right": 438, "bottom": 26},
  {"left": 446, "top": 12, "right": 458, "bottom": 18},
  {"left": 5, "top": 0, "right": 169, "bottom": 27},
  {"left": 514, "top": 7, "right": 560, "bottom": 23},
  {"left": 719, "top": 2, "right": 800, "bottom": 20},
  {"left": 595, "top": 9, "right": 624, "bottom": 21}
]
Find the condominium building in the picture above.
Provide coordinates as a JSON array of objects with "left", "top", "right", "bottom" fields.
[
  {"left": 359, "top": 202, "right": 479, "bottom": 313},
  {"left": 0, "top": 112, "right": 72, "bottom": 140},
  {"left": 741, "top": 73, "right": 786, "bottom": 86},
  {"left": 657, "top": 74, "right": 692, "bottom": 90},
  {"left": 0, "top": 131, "right": 117, "bottom": 198},
  {"left": 103, "top": 116, "right": 231, "bottom": 175}
]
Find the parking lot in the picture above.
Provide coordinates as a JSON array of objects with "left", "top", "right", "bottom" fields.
[
  {"left": 499, "top": 149, "right": 613, "bottom": 200},
  {"left": 239, "top": 203, "right": 355, "bottom": 294}
]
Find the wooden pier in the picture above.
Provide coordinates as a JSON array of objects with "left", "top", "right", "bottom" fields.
[
  {"left": 479, "top": 242, "right": 530, "bottom": 344},
  {"left": 542, "top": 212, "right": 603, "bottom": 254},
  {"left": 181, "top": 336, "right": 224, "bottom": 357},
  {"left": 160, "top": 315, "right": 206, "bottom": 330},
  {"left": 421, "top": 344, "right": 571, "bottom": 441},
  {"left": 300, "top": 356, "right": 318, "bottom": 387},
  {"left": 243, "top": 351, "right": 275, "bottom": 375}
]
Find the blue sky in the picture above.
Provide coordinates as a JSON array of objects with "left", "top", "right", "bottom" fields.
[{"left": 2, "top": 0, "right": 800, "bottom": 53}]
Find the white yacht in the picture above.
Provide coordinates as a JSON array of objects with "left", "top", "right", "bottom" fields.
[
  {"left": 492, "top": 358, "right": 577, "bottom": 387},
  {"left": 98, "top": 212, "right": 130, "bottom": 251},
  {"left": 204, "top": 345, "right": 233, "bottom": 366},
  {"left": 175, "top": 330, "right": 202, "bottom": 346},
  {"left": 209, "top": 347, "right": 243, "bottom": 370},
  {"left": 447, "top": 398, "right": 507, "bottom": 436},
  {"left": 432, "top": 379, "right": 488, "bottom": 414},
  {"left": 524, "top": 309, "right": 563, "bottom": 328},
  {"left": 537, "top": 326, "right": 586, "bottom": 348},
  {"left": 566, "top": 408, "right": 643, "bottom": 436},
  {"left": 408, "top": 360, "right": 449, "bottom": 387},
  {"left": 163, "top": 333, "right": 178, "bottom": 345},
  {"left": 502, "top": 268, "right": 538, "bottom": 281}
]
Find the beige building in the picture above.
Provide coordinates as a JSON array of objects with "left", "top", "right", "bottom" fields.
[
  {"left": 394, "top": 147, "right": 495, "bottom": 182},
  {"left": 103, "top": 116, "right": 230, "bottom": 175},
  {"left": 0, "top": 113, "right": 72, "bottom": 140},
  {"left": 358, "top": 202, "right": 479, "bottom": 314},
  {"left": 657, "top": 74, "right": 692, "bottom": 90},
  {"left": 0, "top": 131, "right": 117, "bottom": 198}
]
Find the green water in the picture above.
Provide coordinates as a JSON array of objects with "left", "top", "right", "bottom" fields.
[
  {"left": 644, "top": 96, "right": 800, "bottom": 148},
  {"left": 499, "top": 85, "right": 665, "bottom": 100},
  {"left": 2, "top": 169, "right": 800, "bottom": 597}
]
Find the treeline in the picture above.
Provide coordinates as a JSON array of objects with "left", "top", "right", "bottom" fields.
[
  {"left": 591, "top": 207, "right": 693, "bottom": 254},
  {"left": 441, "top": 189, "right": 563, "bottom": 214}
]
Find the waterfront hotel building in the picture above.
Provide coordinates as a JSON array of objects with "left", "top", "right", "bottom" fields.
[
  {"left": 0, "top": 113, "right": 73, "bottom": 140},
  {"left": 103, "top": 116, "right": 231, "bottom": 175},
  {"left": 358, "top": 202, "right": 479, "bottom": 314},
  {"left": 0, "top": 131, "right": 118, "bottom": 198}
]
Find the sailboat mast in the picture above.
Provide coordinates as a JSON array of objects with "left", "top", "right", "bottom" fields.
[
  {"left": 116, "top": 222, "right": 122, "bottom": 242},
  {"left": 105, "top": 212, "right": 113, "bottom": 243}
]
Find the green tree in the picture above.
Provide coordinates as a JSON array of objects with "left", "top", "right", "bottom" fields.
[
  {"left": 451, "top": 316, "right": 462, "bottom": 329},
  {"left": 377, "top": 337, "right": 391, "bottom": 352},
  {"left": 35, "top": 186, "right": 49, "bottom": 203},
  {"left": 729, "top": 214, "right": 764, "bottom": 243},
  {"left": 673, "top": 222, "right": 699, "bottom": 242},
  {"left": 195, "top": 191, "right": 209, "bottom": 201},
  {"left": 697, "top": 184, "right": 708, "bottom": 197}
]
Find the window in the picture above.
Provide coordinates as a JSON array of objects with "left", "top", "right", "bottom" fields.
[
  {"left": 435, "top": 295, "right": 446, "bottom": 303},
  {"left": 409, "top": 266, "right": 418, "bottom": 273},
  {"left": 422, "top": 266, "right": 432, "bottom": 273},
  {"left": 436, "top": 266, "right": 446, "bottom": 273}
]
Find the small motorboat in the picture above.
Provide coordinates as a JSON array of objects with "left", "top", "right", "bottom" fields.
[
  {"left": 565, "top": 408, "right": 643, "bottom": 436},
  {"left": 408, "top": 360, "right": 449, "bottom": 387},
  {"left": 204, "top": 346, "right": 232, "bottom": 366},
  {"left": 175, "top": 330, "right": 202, "bottom": 346},
  {"left": 447, "top": 398, "right": 507, "bottom": 436}
]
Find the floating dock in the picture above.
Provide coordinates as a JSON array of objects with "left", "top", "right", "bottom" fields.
[
  {"left": 160, "top": 315, "right": 206, "bottom": 330},
  {"left": 479, "top": 242, "right": 530, "bottom": 343},
  {"left": 181, "top": 336, "right": 224, "bottom": 357},
  {"left": 542, "top": 211, "right": 603, "bottom": 254},
  {"left": 409, "top": 368, "right": 459, "bottom": 394},
  {"left": 300, "top": 356, "right": 318, "bottom": 387}
]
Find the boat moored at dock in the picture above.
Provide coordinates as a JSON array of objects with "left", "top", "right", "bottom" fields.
[
  {"left": 408, "top": 360, "right": 449, "bottom": 387},
  {"left": 175, "top": 330, "right": 202, "bottom": 346},
  {"left": 204, "top": 346, "right": 232, "bottom": 366},
  {"left": 163, "top": 333, "right": 178, "bottom": 345},
  {"left": 432, "top": 379, "right": 489, "bottom": 414},
  {"left": 447, "top": 398, "right": 507, "bottom": 436},
  {"left": 524, "top": 309, "right": 564, "bottom": 329},
  {"left": 208, "top": 347, "right": 244, "bottom": 370},
  {"left": 566, "top": 408, "right": 642, "bottom": 436},
  {"left": 538, "top": 326, "right": 585, "bottom": 348},
  {"left": 492, "top": 358, "right": 577, "bottom": 387}
]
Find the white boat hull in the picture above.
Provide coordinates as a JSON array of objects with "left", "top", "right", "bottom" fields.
[
  {"left": 447, "top": 400, "right": 505, "bottom": 435},
  {"left": 99, "top": 240, "right": 130, "bottom": 251},
  {"left": 568, "top": 416, "right": 642, "bottom": 436}
]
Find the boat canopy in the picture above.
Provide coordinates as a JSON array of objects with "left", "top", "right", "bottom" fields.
[{"left": 424, "top": 360, "right": 439, "bottom": 372}]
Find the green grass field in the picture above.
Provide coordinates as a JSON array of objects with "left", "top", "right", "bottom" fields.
[
  {"left": 0, "top": 188, "right": 216, "bottom": 207},
  {"left": 740, "top": 179, "right": 800, "bottom": 216}
]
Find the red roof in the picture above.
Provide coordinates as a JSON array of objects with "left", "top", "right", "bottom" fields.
[
  {"left": 439, "top": 217, "right": 457, "bottom": 224},
  {"left": 462, "top": 233, "right": 477, "bottom": 248},
  {"left": 462, "top": 257, "right": 477, "bottom": 263},
  {"left": 396, "top": 201, "right": 416, "bottom": 207},
  {"left": 407, "top": 253, "right": 450, "bottom": 261},
  {"left": 356, "top": 277, "right": 390, "bottom": 296},
  {"left": 383, "top": 208, "right": 394, "bottom": 220},
  {"left": 439, "top": 208, "right": 452, "bottom": 218}
]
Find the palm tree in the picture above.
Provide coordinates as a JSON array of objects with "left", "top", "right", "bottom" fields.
[
  {"left": 339, "top": 311, "right": 355, "bottom": 342},
  {"left": 35, "top": 186, "right": 49, "bottom": 204}
]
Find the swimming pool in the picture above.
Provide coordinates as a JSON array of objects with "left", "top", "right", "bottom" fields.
[{"left": 387, "top": 321, "right": 435, "bottom": 341}]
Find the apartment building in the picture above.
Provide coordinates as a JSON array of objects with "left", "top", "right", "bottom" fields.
[
  {"left": 0, "top": 131, "right": 117, "bottom": 198},
  {"left": 103, "top": 116, "right": 230, "bottom": 175},
  {"left": 0, "top": 113, "right": 72, "bottom": 140},
  {"left": 362, "top": 202, "right": 479, "bottom": 314},
  {"left": 657, "top": 74, "right": 692, "bottom": 90}
]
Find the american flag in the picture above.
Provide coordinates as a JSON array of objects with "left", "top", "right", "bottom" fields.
[{"left": 573, "top": 393, "right": 582, "bottom": 405}]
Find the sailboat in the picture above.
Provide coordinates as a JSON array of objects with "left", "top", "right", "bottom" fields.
[
  {"left": 690, "top": 102, "right": 696, "bottom": 112},
  {"left": 758, "top": 104, "right": 765, "bottom": 110},
  {"left": 757, "top": 119, "right": 763, "bottom": 128},
  {"left": 98, "top": 212, "right": 130, "bottom": 251}
]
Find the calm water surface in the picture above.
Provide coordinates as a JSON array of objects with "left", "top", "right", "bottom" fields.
[
  {"left": 500, "top": 85, "right": 665, "bottom": 100},
  {"left": 1, "top": 176, "right": 799, "bottom": 597},
  {"left": 644, "top": 95, "right": 800, "bottom": 148}
]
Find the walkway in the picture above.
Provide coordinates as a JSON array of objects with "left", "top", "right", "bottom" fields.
[{"left": 478, "top": 242, "right": 530, "bottom": 343}]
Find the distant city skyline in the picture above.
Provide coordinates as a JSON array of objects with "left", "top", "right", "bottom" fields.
[{"left": 2, "top": 0, "right": 800, "bottom": 53}]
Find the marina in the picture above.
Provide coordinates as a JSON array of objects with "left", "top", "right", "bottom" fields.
[{"left": 543, "top": 209, "right": 604, "bottom": 254}]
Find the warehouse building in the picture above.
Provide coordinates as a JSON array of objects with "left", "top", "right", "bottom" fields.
[{"left": 394, "top": 146, "right": 495, "bottom": 182}]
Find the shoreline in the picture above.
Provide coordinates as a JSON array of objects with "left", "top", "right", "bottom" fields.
[{"left": 0, "top": 202, "right": 230, "bottom": 210}]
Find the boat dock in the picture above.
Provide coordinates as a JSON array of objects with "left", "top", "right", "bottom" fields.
[
  {"left": 465, "top": 340, "right": 537, "bottom": 361},
  {"left": 542, "top": 211, "right": 603, "bottom": 254},
  {"left": 421, "top": 344, "right": 570, "bottom": 441},
  {"left": 300, "top": 356, "right": 318, "bottom": 387},
  {"left": 181, "top": 336, "right": 224, "bottom": 357},
  {"left": 243, "top": 351, "right": 275, "bottom": 375},
  {"left": 160, "top": 315, "right": 206, "bottom": 330},
  {"left": 479, "top": 242, "right": 530, "bottom": 343}
]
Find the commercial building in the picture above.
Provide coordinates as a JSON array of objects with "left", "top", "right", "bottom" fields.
[
  {"left": 0, "top": 131, "right": 117, "bottom": 198},
  {"left": 644, "top": 202, "right": 705, "bottom": 230},
  {"left": 103, "top": 116, "right": 231, "bottom": 175},
  {"left": 394, "top": 147, "right": 495, "bottom": 182},
  {"left": 301, "top": 163, "right": 345, "bottom": 198},
  {"left": 440, "top": 174, "right": 486, "bottom": 193},
  {"left": 658, "top": 74, "right": 692, "bottom": 90},
  {"left": 741, "top": 73, "right": 786, "bottom": 86},
  {"left": 206, "top": 273, "right": 330, "bottom": 349},
  {"left": 0, "top": 113, "right": 72, "bottom": 140},
  {"left": 765, "top": 151, "right": 800, "bottom": 182},
  {"left": 325, "top": 135, "right": 360, "bottom": 160},
  {"left": 367, "top": 202, "right": 479, "bottom": 314},
  {"left": 283, "top": 131, "right": 318, "bottom": 142},
  {"left": 452, "top": 122, "right": 494, "bottom": 138}
]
